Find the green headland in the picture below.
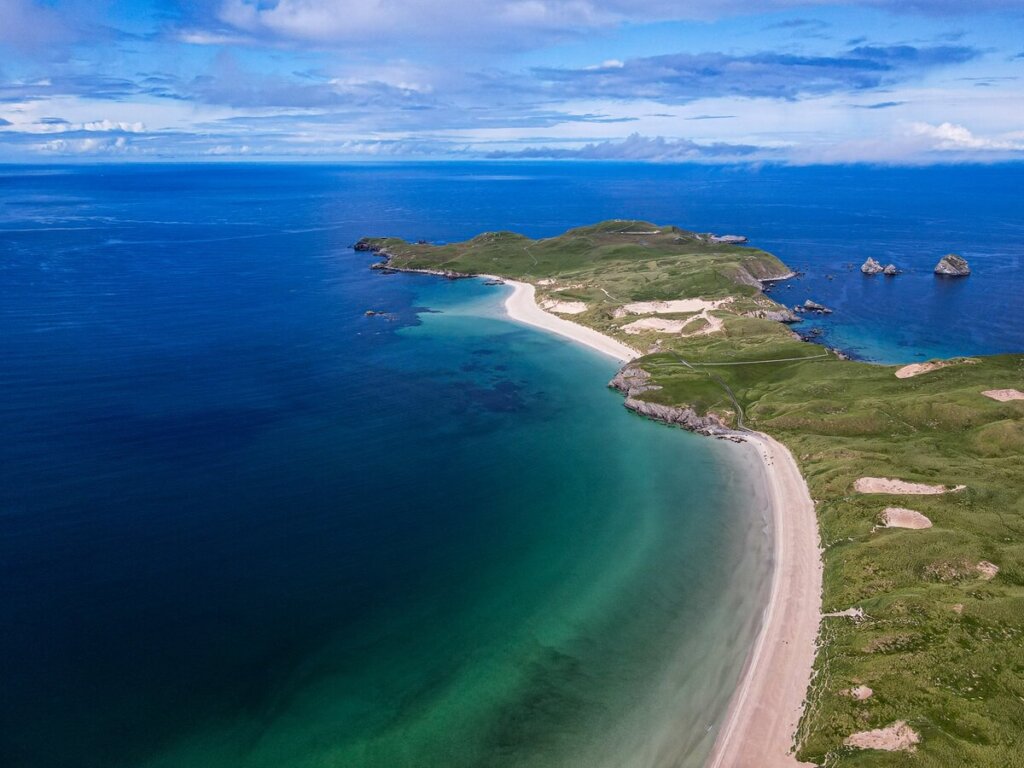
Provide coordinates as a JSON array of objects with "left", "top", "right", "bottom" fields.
[{"left": 359, "top": 221, "right": 1024, "bottom": 766}]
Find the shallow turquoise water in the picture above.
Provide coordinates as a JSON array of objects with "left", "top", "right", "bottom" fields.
[
  {"left": 132, "top": 278, "right": 772, "bottom": 768},
  {"left": 1, "top": 166, "right": 772, "bottom": 767}
]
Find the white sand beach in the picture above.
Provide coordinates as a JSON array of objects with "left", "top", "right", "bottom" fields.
[
  {"left": 503, "top": 280, "right": 641, "bottom": 361},
  {"left": 706, "top": 433, "right": 822, "bottom": 768},
  {"left": 497, "top": 277, "right": 823, "bottom": 768}
]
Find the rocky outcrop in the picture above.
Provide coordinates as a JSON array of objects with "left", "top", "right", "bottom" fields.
[
  {"left": 622, "top": 398, "right": 730, "bottom": 435},
  {"left": 608, "top": 365, "right": 661, "bottom": 397},
  {"left": 934, "top": 253, "right": 970, "bottom": 276},
  {"left": 709, "top": 234, "right": 748, "bottom": 244},
  {"left": 861, "top": 257, "right": 884, "bottom": 275},
  {"left": 796, "top": 299, "right": 832, "bottom": 315},
  {"left": 746, "top": 308, "right": 801, "bottom": 323},
  {"left": 883, "top": 264, "right": 899, "bottom": 276},
  {"left": 358, "top": 238, "right": 476, "bottom": 280},
  {"left": 608, "top": 365, "right": 731, "bottom": 436}
]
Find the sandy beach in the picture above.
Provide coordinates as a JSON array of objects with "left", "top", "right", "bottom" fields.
[
  {"left": 503, "top": 280, "right": 641, "bottom": 361},
  {"left": 705, "top": 433, "right": 822, "bottom": 768},
  {"left": 498, "top": 277, "right": 822, "bottom": 768}
]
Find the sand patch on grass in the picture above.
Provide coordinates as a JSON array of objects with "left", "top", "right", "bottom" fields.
[
  {"left": 894, "top": 358, "right": 975, "bottom": 379},
  {"left": 844, "top": 721, "right": 919, "bottom": 752},
  {"left": 621, "top": 309, "right": 726, "bottom": 337},
  {"left": 854, "top": 477, "right": 965, "bottom": 495},
  {"left": 982, "top": 388, "right": 1024, "bottom": 402},
  {"left": 977, "top": 560, "right": 999, "bottom": 580},
  {"left": 539, "top": 299, "right": 587, "bottom": 315},
  {"left": 622, "top": 317, "right": 689, "bottom": 335},
  {"left": 616, "top": 297, "right": 733, "bottom": 316},
  {"left": 682, "top": 310, "right": 724, "bottom": 337},
  {"left": 880, "top": 507, "right": 932, "bottom": 529},
  {"left": 845, "top": 685, "right": 873, "bottom": 701}
]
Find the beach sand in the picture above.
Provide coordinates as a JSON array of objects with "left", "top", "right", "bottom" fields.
[
  {"left": 706, "top": 433, "right": 821, "bottom": 768},
  {"left": 503, "top": 280, "right": 641, "bottom": 361},
  {"left": 498, "top": 277, "right": 822, "bottom": 768}
]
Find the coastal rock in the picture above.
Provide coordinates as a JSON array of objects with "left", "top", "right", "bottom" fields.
[
  {"left": 934, "top": 253, "right": 970, "bottom": 276},
  {"left": 622, "top": 397, "right": 729, "bottom": 436},
  {"left": 709, "top": 234, "right": 748, "bottom": 244},
  {"left": 860, "top": 257, "right": 884, "bottom": 275},
  {"left": 798, "top": 299, "right": 832, "bottom": 314},
  {"left": 746, "top": 308, "right": 801, "bottom": 323},
  {"left": 353, "top": 237, "right": 379, "bottom": 252},
  {"left": 608, "top": 365, "right": 661, "bottom": 397},
  {"left": 609, "top": 365, "right": 729, "bottom": 435},
  {"left": 883, "top": 264, "right": 899, "bottom": 276}
]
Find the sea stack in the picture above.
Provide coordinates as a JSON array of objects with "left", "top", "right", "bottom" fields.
[
  {"left": 934, "top": 253, "right": 970, "bottom": 276},
  {"left": 883, "top": 264, "right": 899, "bottom": 276},
  {"left": 860, "top": 257, "right": 884, "bottom": 275}
]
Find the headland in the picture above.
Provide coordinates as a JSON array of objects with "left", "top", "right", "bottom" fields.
[{"left": 357, "top": 220, "right": 1024, "bottom": 766}]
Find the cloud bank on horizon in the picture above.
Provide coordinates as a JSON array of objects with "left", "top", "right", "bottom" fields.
[{"left": 0, "top": 0, "right": 1022, "bottom": 163}]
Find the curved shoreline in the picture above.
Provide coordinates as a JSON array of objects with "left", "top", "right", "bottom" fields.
[
  {"left": 498, "top": 277, "right": 822, "bottom": 767},
  {"left": 501, "top": 279, "right": 642, "bottom": 361}
]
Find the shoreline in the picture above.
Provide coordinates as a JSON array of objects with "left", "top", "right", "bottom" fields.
[
  {"left": 501, "top": 279, "right": 642, "bottom": 362},
  {"left": 495, "top": 276, "right": 822, "bottom": 767}
]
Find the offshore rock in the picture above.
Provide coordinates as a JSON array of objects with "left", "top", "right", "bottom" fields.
[
  {"left": 934, "top": 253, "right": 970, "bottom": 276},
  {"left": 860, "top": 257, "right": 884, "bottom": 275},
  {"left": 883, "top": 264, "right": 899, "bottom": 276},
  {"left": 800, "top": 299, "right": 832, "bottom": 314}
]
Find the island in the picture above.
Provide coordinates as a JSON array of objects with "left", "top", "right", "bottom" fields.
[{"left": 357, "top": 221, "right": 1024, "bottom": 767}]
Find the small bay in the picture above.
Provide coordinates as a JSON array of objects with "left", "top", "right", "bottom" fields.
[{"left": 2, "top": 162, "right": 1020, "bottom": 767}]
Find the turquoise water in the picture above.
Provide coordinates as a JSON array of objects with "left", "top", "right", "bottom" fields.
[
  {"left": 0, "top": 166, "right": 772, "bottom": 768},
  {"left": 133, "top": 279, "right": 774, "bottom": 768},
  {"left": 7, "top": 161, "right": 1018, "bottom": 766}
]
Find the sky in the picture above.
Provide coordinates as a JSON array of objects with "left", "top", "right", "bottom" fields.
[{"left": 0, "top": 0, "right": 1022, "bottom": 163}]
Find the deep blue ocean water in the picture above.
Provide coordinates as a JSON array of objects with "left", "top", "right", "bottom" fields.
[{"left": 1, "top": 163, "right": 1021, "bottom": 767}]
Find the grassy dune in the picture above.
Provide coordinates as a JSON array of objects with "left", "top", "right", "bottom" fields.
[{"left": 361, "top": 221, "right": 1024, "bottom": 766}]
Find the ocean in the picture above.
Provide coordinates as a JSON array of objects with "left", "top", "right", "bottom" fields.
[{"left": 1, "top": 162, "right": 1021, "bottom": 767}]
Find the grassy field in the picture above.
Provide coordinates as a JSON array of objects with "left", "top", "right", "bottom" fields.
[{"left": 361, "top": 221, "right": 1024, "bottom": 766}]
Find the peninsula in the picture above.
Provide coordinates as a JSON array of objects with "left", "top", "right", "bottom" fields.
[{"left": 358, "top": 221, "right": 1024, "bottom": 766}]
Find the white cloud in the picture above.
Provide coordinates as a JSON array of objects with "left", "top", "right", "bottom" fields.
[
  {"left": 38, "top": 136, "right": 131, "bottom": 154},
  {"left": 207, "top": 0, "right": 1021, "bottom": 45},
  {"left": 909, "top": 121, "right": 1024, "bottom": 150}
]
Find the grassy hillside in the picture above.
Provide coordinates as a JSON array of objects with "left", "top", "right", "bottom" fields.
[{"left": 362, "top": 221, "right": 1024, "bottom": 766}]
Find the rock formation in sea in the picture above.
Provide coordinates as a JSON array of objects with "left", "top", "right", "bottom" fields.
[
  {"left": 934, "top": 253, "right": 971, "bottom": 276},
  {"left": 860, "top": 257, "right": 884, "bottom": 275},
  {"left": 797, "top": 299, "right": 832, "bottom": 314},
  {"left": 883, "top": 264, "right": 899, "bottom": 276}
]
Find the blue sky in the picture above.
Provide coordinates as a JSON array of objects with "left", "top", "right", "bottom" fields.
[{"left": 0, "top": 0, "right": 1022, "bottom": 163}]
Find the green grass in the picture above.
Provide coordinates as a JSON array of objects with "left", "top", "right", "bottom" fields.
[{"left": 363, "top": 221, "right": 1024, "bottom": 766}]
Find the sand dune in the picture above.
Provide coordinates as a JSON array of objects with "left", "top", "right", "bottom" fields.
[
  {"left": 894, "top": 358, "right": 975, "bottom": 379},
  {"left": 855, "top": 477, "right": 965, "bottom": 495},
  {"left": 880, "top": 507, "right": 932, "bottom": 529},
  {"left": 616, "top": 297, "right": 733, "bottom": 316},
  {"left": 539, "top": 299, "right": 588, "bottom": 315},
  {"left": 845, "top": 721, "right": 920, "bottom": 752},
  {"left": 982, "top": 388, "right": 1024, "bottom": 401}
]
